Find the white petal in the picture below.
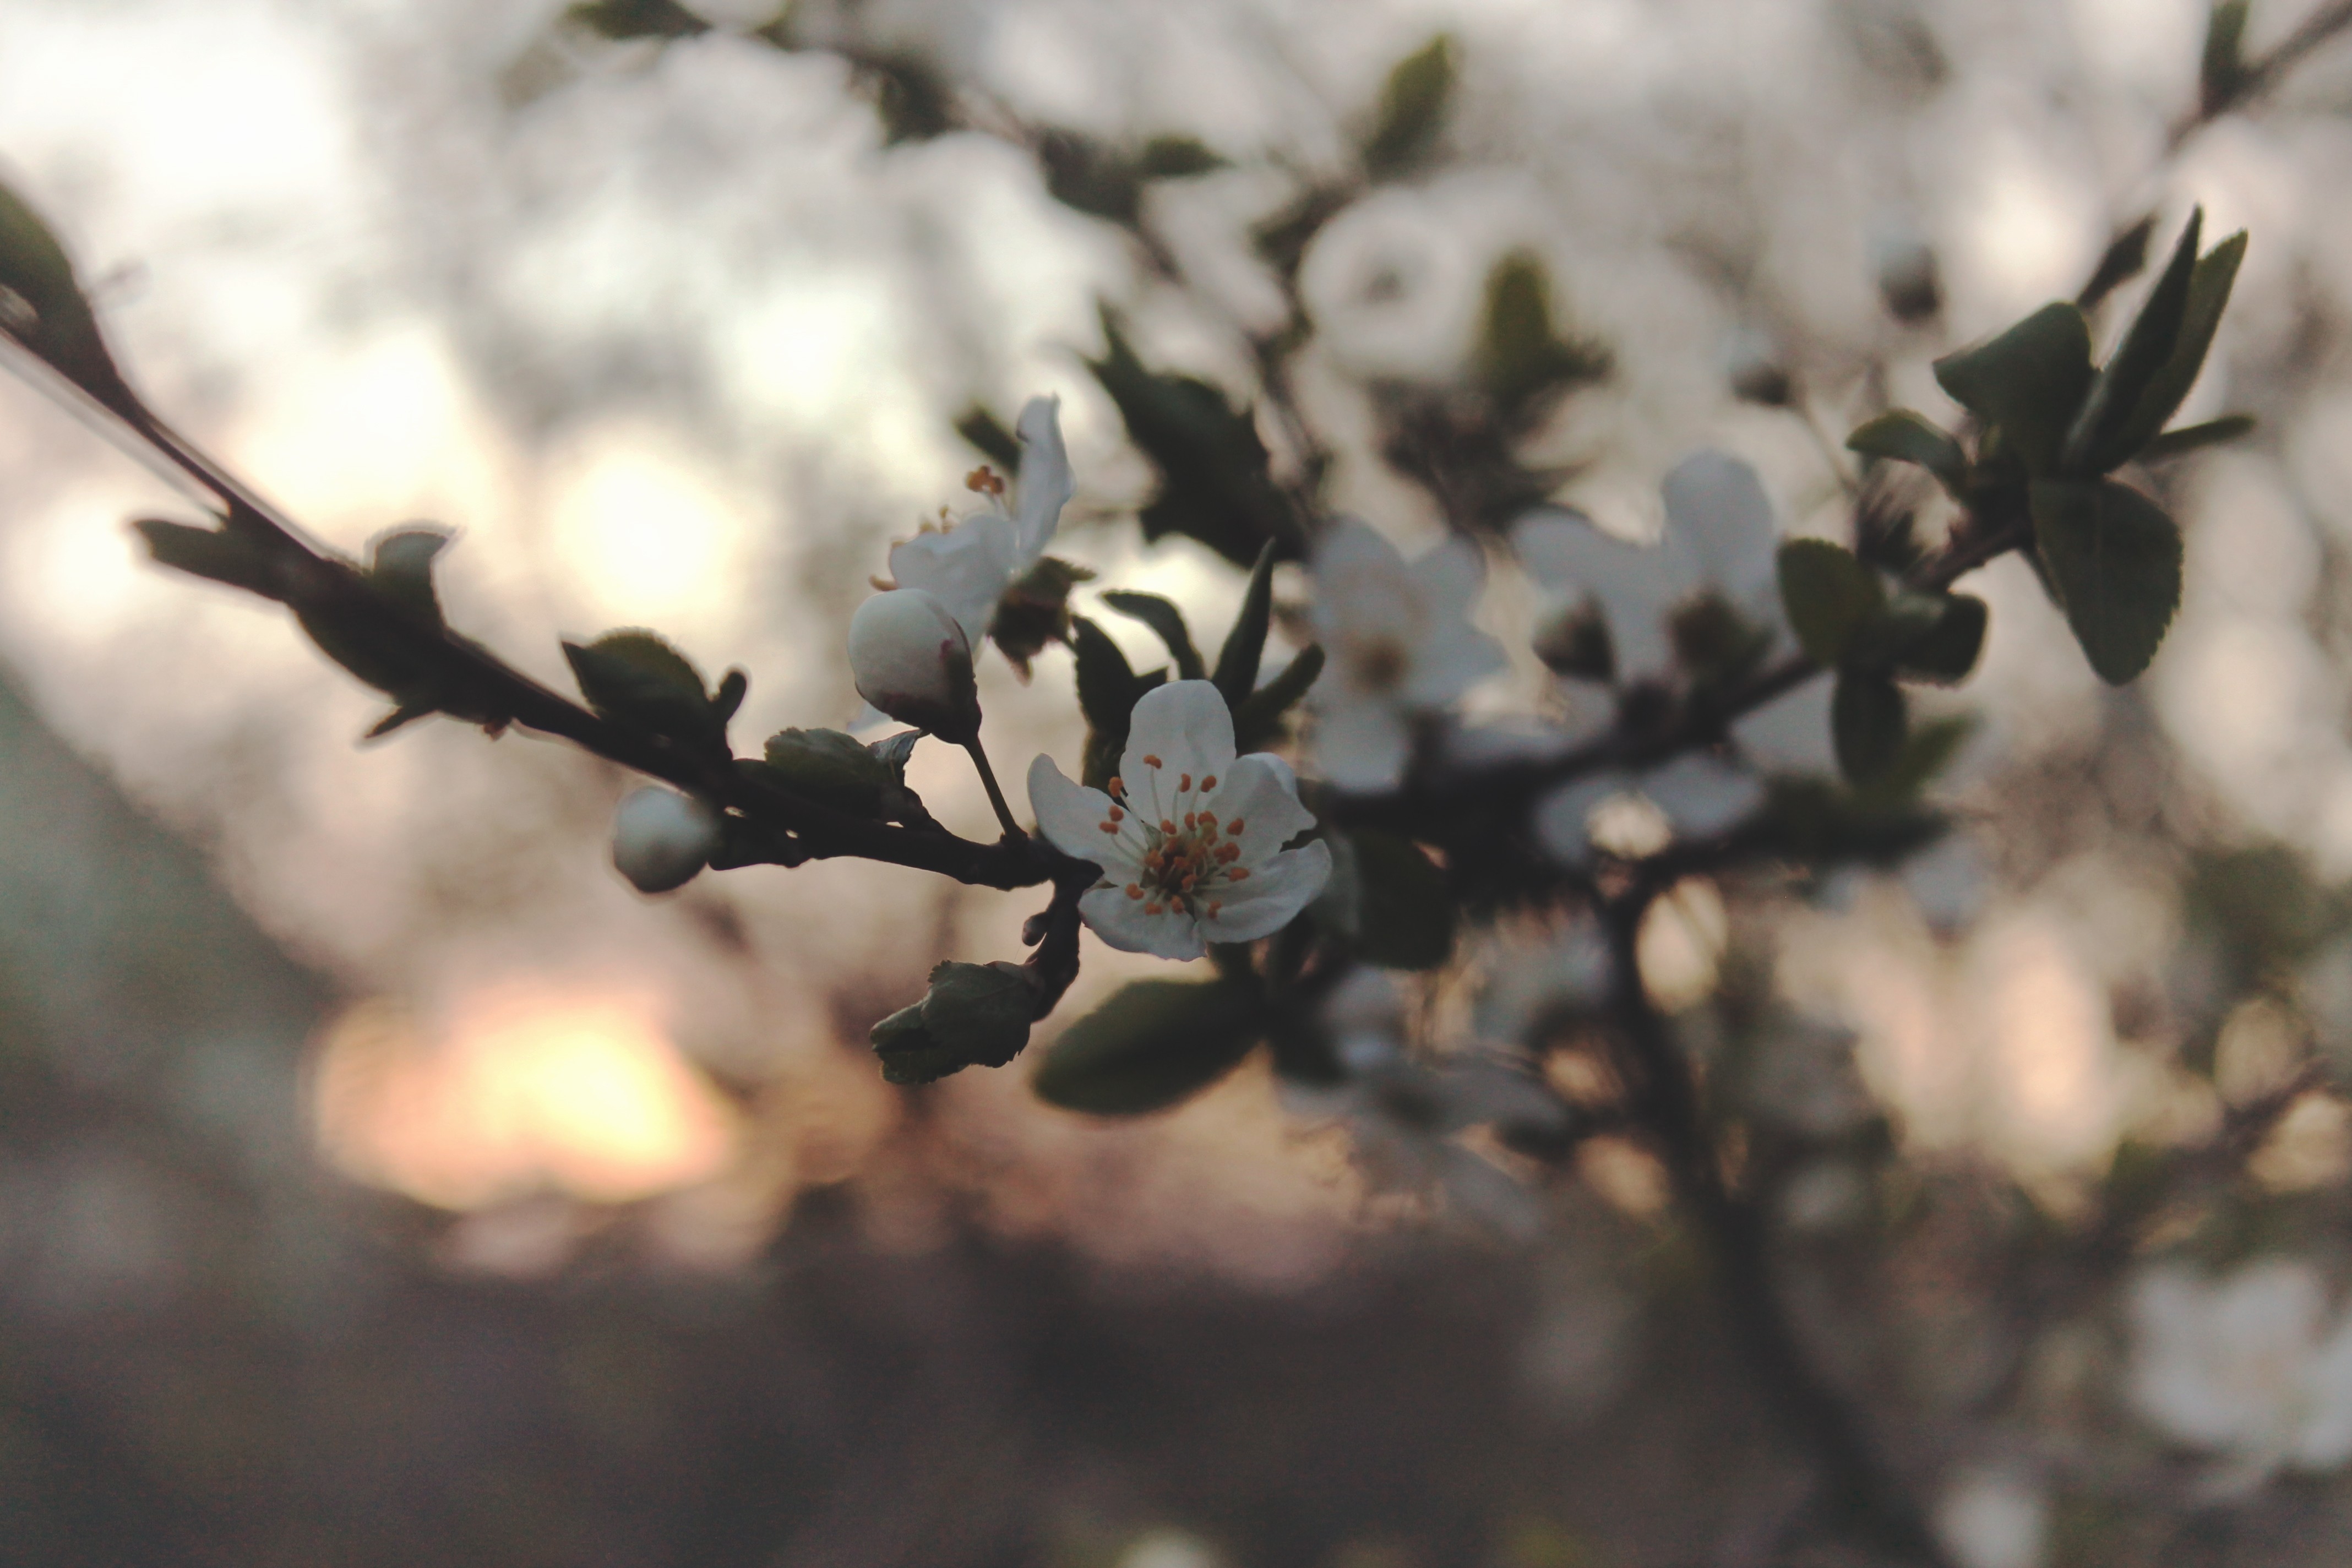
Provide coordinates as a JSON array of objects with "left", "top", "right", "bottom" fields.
[
  {"left": 1641, "top": 754, "right": 1764, "bottom": 839},
  {"left": 1662, "top": 449, "right": 1779, "bottom": 604},
  {"left": 1509, "top": 507, "right": 1681, "bottom": 680},
  {"left": 1402, "top": 620, "right": 1508, "bottom": 706},
  {"left": 1078, "top": 884, "right": 1207, "bottom": 960},
  {"left": 1420, "top": 534, "right": 1487, "bottom": 616},
  {"left": 847, "top": 589, "right": 977, "bottom": 733},
  {"left": 1026, "top": 753, "right": 1139, "bottom": 875},
  {"left": 1533, "top": 772, "right": 1626, "bottom": 866},
  {"left": 1313, "top": 515, "right": 1408, "bottom": 578},
  {"left": 888, "top": 515, "right": 1020, "bottom": 646},
  {"left": 1732, "top": 678, "right": 1837, "bottom": 775},
  {"left": 1210, "top": 753, "right": 1317, "bottom": 864},
  {"left": 1312, "top": 696, "right": 1412, "bottom": 791},
  {"left": 2294, "top": 1313, "right": 2352, "bottom": 1468},
  {"left": 1012, "top": 395, "right": 1074, "bottom": 562},
  {"left": 1201, "top": 838, "right": 1331, "bottom": 942},
  {"left": 1118, "top": 679, "right": 1238, "bottom": 823}
]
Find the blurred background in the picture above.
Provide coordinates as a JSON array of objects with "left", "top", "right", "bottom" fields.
[{"left": 8, "top": 0, "right": 2352, "bottom": 1562}]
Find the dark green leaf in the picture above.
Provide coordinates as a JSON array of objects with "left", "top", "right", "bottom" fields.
[
  {"left": 1233, "top": 645, "right": 1325, "bottom": 750},
  {"left": 870, "top": 960, "right": 1036, "bottom": 1085},
  {"left": 1032, "top": 978, "right": 1266, "bottom": 1115},
  {"left": 563, "top": 630, "right": 723, "bottom": 749},
  {"left": 1347, "top": 830, "right": 1456, "bottom": 970},
  {"left": 0, "top": 177, "right": 139, "bottom": 417},
  {"left": 954, "top": 405, "right": 1022, "bottom": 472},
  {"left": 1213, "top": 540, "right": 1278, "bottom": 708},
  {"left": 2100, "top": 230, "right": 2247, "bottom": 469},
  {"left": 1867, "top": 713, "right": 1978, "bottom": 804},
  {"left": 858, "top": 53, "right": 955, "bottom": 144},
  {"left": 712, "top": 667, "right": 748, "bottom": 722},
  {"left": 134, "top": 519, "right": 277, "bottom": 597},
  {"left": 2141, "top": 413, "right": 2253, "bottom": 461},
  {"left": 1102, "top": 591, "right": 1206, "bottom": 680},
  {"left": 1069, "top": 615, "right": 1141, "bottom": 735},
  {"left": 2064, "top": 209, "right": 2202, "bottom": 474},
  {"left": 366, "top": 528, "right": 450, "bottom": 623},
  {"left": 2202, "top": 1, "right": 2252, "bottom": 115},
  {"left": 2029, "top": 478, "right": 2183, "bottom": 684},
  {"left": 1886, "top": 592, "right": 1987, "bottom": 685},
  {"left": 1833, "top": 671, "right": 1908, "bottom": 787},
  {"left": 1038, "top": 129, "right": 1141, "bottom": 225},
  {"left": 1362, "top": 35, "right": 1456, "bottom": 179},
  {"left": 1845, "top": 409, "right": 1968, "bottom": 496},
  {"left": 2078, "top": 214, "right": 2158, "bottom": 312},
  {"left": 869, "top": 729, "right": 922, "bottom": 779},
  {"left": 563, "top": 0, "right": 710, "bottom": 41},
  {"left": 1932, "top": 302, "right": 2094, "bottom": 473},
  {"left": 1777, "top": 539, "right": 1885, "bottom": 666},
  {"left": 761, "top": 727, "right": 895, "bottom": 814},
  {"left": 1476, "top": 251, "right": 1610, "bottom": 421},
  {"left": 364, "top": 703, "right": 436, "bottom": 741},
  {"left": 1135, "top": 135, "right": 1227, "bottom": 179}
]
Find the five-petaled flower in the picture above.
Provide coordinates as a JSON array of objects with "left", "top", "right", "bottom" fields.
[
  {"left": 1028, "top": 680, "right": 1332, "bottom": 961},
  {"left": 883, "top": 395, "right": 1076, "bottom": 663},
  {"left": 1309, "top": 518, "right": 1507, "bottom": 791}
]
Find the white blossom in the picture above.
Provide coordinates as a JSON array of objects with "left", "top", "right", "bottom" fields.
[
  {"left": 846, "top": 587, "right": 982, "bottom": 742},
  {"left": 2126, "top": 1257, "right": 2352, "bottom": 1491},
  {"left": 611, "top": 786, "right": 723, "bottom": 894},
  {"left": 1532, "top": 754, "right": 1766, "bottom": 869},
  {"left": 1309, "top": 519, "right": 1508, "bottom": 791},
  {"left": 1934, "top": 1466, "right": 2047, "bottom": 1568},
  {"left": 883, "top": 395, "right": 1074, "bottom": 649},
  {"left": 1027, "top": 680, "right": 1332, "bottom": 961}
]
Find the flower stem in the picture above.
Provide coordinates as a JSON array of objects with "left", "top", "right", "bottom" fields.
[{"left": 963, "top": 738, "right": 1025, "bottom": 841}]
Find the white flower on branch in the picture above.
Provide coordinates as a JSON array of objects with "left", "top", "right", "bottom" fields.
[
  {"left": 883, "top": 395, "right": 1075, "bottom": 652},
  {"left": 2127, "top": 1258, "right": 2352, "bottom": 1492},
  {"left": 846, "top": 586, "right": 983, "bottom": 743},
  {"left": 1027, "top": 680, "right": 1331, "bottom": 961},
  {"left": 1309, "top": 519, "right": 1507, "bottom": 790},
  {"left": 1533, "top": 753, "right": 1766, "bottom": 869},
  {"left": 611, "top": 786, "right": 723, "bottom": 894}
]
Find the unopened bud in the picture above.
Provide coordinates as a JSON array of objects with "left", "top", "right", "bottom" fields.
[
  {"left": 847, "top": 588, "right": 982, "bottom": 743},
  {"left": 612, "top": 786, "right": 723, "bottom": 894}
]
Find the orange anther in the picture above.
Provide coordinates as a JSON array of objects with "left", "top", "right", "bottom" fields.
[
  {"left": 1226, "top": 868, "right": 1250, "bottom": 881},
  {"left": 1226, "top": 819, "right": 1244, "bottom": 834},
  {"left": 1125, "top": 884, "right": 1142, "bottom": 899},
  {"left": 1145, "top": 902, "right": 1163, "bottom": 916},
  {"left": 1099, "top": 821, "right": 1119, "bottom": 834},
  {"left": 1108, "top": 777, "right": 1125, "bottom": 798},
  {"left": 1200, "top": 775, "right": 1216, "bottom": 791},
  {"left": 1179, "top": 774, "right": 1192, "bottom": 792},
  {"left": 1143, "top": 755, "right": 1163, "bottom": 769},
  {"left": 1161, "top": 819, "right": 1178, "bottom": 835},
  {"left": 1108, "top": 805, "right": 1124, "bottom": 822}
]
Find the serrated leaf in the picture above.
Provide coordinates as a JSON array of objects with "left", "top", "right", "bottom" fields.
[
  {"left": 870, "top": 960, "right": 1036, "bottom": 1085},
  {"left": 1932, "top": 302, "right": 2094, "bottom": 474},
  {"left": 1345, "top": 830, "right": 1456, "bottom": 970},
  {"left": 2141, "top": 413, "right": 2254, "bottom": 461},
  {"left": 1777, "top": 539, "right": 1885, "bottom": 666},
  {"left": 1233, "top": 644, "right": 1325, "bottom": 750},
  {"left": 564, "top": 630, "right": 723, "bottom": 750},
  {"left": 1886, "top": 592, "right": 1987, "bottom": 685},
  {"left": 134, "top": 519, "right": 277, "bottom": 597},
  {"left": 1135, "top": 135, "right": 1227, "bottom": 179},
  {"left": 1833, "top": 671, "right": 1908, "bottom": 787},
  {"left": 1363, "top": 34, "right": 1456, "bottom": 179},
  {"left": 1102, "top": 591, "right": 1206, "bottom": 680},
  {"left": 2099, "top": 230, "right": 2246, "bottom": 470},
  {"left": 1845, "top": 410, "right": 1968, "bottom": 497},
  {"left": 761, "top": 727, "right": 895, "bottom": 813},
  {"left": 2029, "top": 478, "right": 2183, "bottom": 684},
  {"left": 2064, "top": 209, "right": 2202, "bottom": 475},
  {"left": 0, "top": 177, "right": 138, "bottom": 417},
  {"left": 1213, "top": 540, "right": 1278, "bottom": 708},
  {"left": 366, "top": 527, "right": 450, "bottom": 623},
  {"left": 1032, "top": 978, "right": 1266, "bottom": 1115}
]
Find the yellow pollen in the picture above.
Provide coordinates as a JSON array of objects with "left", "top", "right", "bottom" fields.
[{"left": 1143, "top": 755, "right": 1163, "bottom": 769}]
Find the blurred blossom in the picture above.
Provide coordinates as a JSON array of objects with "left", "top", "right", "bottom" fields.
[
  {"left": 1476, "top": 916, "right": 1612, "bottom": 1048},
  {"left": 1934, "top": 1464, "right": 2047, "bottom": 1568},
  {"left": 1310, "top": 519, "right": 1508, "bottom": 790},
  {"left": 1732, "top": 678, "right": 1838, "bottom": 777},
  {"left": 2127, "top": 1259, "right": 2352, "bottom": 1491},
  {"left": 1533, "top": 755, "right": 1765, "bottom": 869},
  {"left": 882, "top": 395, "right": 1074, "bottom": 652}
]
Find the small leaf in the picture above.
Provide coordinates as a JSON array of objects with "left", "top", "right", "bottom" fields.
[
  {"left": 564, "top": 630, "right": 723, "bottom": 750},
  {"left": 1868, "top": 713, "right": 1978, "bottom": 804},
  {"left": 1233, "top": 645, "right": 1325, "bottom": 750},
  {"left": 1102, "top": 591, "right": 1206, "bottom": 680},
  {"left": 1346, "top": 830, "right": 1456, "bottom": 970},
  {"left": 0, "top": 177, "right": 138, "bottom": 416},
  {"left": 2064, "top": 209, "right": 2202, "bottom": 475},
  {"left": 1362, "top": 35, "right": 1457, "bottom": 179},
  {"left": 1032, "top": 978, "right": 1267, "bottom": 1115},
  {"left": 1886, "top": 592, "right": 1988, "bottom": 685},
  {"left": 859, "top": 53, "right": 955, "bottom": 145},
  {"left": 869, "top": 729, "right": 922, "bottom": 780},
  {"left": 1932, "top": 302, "right": 2094, "bottom": 473},
  {"left": 1213, "top": 540, "right": 1278, "bottom": 709},
  {"left": 1845, "top": 410, "right": 1968, "bottom": 496},
  {"left": 366, "top": 527, "right": 451, "bottom": 623},
  {"left": 1069, "top": 615, "right": 1141, "bottom": 735},
  {"left": 2202, "top": 1, "right": 2252, "bottom": 115},
  {"left": 712, "top": 667, "right": 749, "bottom": 722},
  {"left": 1476, "top": 251, "right": 1610, "bottom": 421},
  {"left": 563, "top": 0, "right": 710, "bottom": 40},
  {"left": 2141, "top": 414, "right": 2254, "bottom": 461},
  {"left": 1832, "top": 671, "right": 1908, "bottom": 787},
  {"left": 2100, "top": 230, "right": 2247, "bottom": 469},
  {"left": 1777, "top": 539, "right": 1885, "bottom": 666},
  {"left": 2029, "top": 478, "right": 2183, "bottom": 684},
  {"left": 870, "top": 960, "right": 1036, "bottom": 1085},
  {"left": 134, "top": 519, "right": 277, "bottom": 597},
  {"left": 1135, "top": 135, "right": 1227, "bottom": 179},
  {"left": 2078, "top": 214, "right": 2159, "bottom": 312},
  {"left": 761, "top": 727, "right": 895, "bottom": 814},
  {"left": 953, "top": 405, "right": 1022, "bottom": 472}
]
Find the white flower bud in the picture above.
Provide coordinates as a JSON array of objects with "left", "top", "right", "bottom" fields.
[
  {"left": 612, "top": 786, "right": 723, "bottom": 894},
  {"left": 847, "top": 587, "right": 982, "bottom": 743}
]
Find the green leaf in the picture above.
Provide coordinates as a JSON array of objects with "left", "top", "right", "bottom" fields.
[
  {"left": 1845, "top": 410, "right": 1968, "bottom": 497},
  {"left": 2141, "top": 413, "right": 2254, "bottom": 462},
  {"left": 2099, "top": 230, "right": 2247, "bottom": 469},
  {"left": 1032, "top": 978, "right": 1267, "bottom": 1115},
  {"left": 1135, "top": 135, "right": 1228, "bottom": 179},
  {"left": 2064, "top": 209, "right": 2202, "bottom": 475},
  {"left": 366, "top": 527, "right": 450, "bottom": 623},
  {"left": 2202, "top": 1, "right": 2252, "bottom": 114},
  {"left": 2078, "top": 214, "right": 2158, "bottom": 312},
  {"left": 1932, "top": 302, "right": 2094, "bottom": 473},
  {"left": 1362, "top": 35, "right": 1456, "bottom": 179},
  {"left": 1070, "top": 615, "right": 1142, "bottom": 735},
  {"left": 1038, "top": 129, "right": 1141, "bottom": 225},
  {"left": 761, "top": 727, "right": 895, "bottom": 814},
  {"left": 1233, "top": 645, "right": 1325, "bottom": 750},
  {"left": 1102, "top": 591, "right": 1206, "bottom": 680},
  {"left": 870, "top": 960, "right": 1036, "bottom": 1085},
  {"left": 1885, "top": 592, "right": 1988, "bottom": 685},
  {"left": 1776, "top": 539, "right": 1885, "bottom": 666},
  {"left": 1346, "top": 830, "right": 1456, "bottom": 970},
  {"left": 712, "top": 667, "right": 748, "bottom": 723},
  {"left": 1213, "top": 540, "right": 1278, "bottom": 709},
  {"left": 563, "top": 630, "right": 723, "bottom": 750},
  {"left": 1833, "top": 671, "right": 1908, "bottom": 787},
  {"left": 1475, "top": 251, "right": 1610, "bottom": 421},
  {"left": 0, "top": 177, "right": 138, "bottom": 416},
  {"left": 953, "top": 405, "right": 1022, "bottom": 472},
  {"left": 134, "top": 519, "right": 277, "bottom": 597},
  {"left": 2029, "top": 478, "right": 2183, "bottom": 684},
  {"left": 563, "top": 0, "right": 710, "bottom": 40},
  {"left": 1866, "top": 712, "right": 1978, "bottom": 804}
]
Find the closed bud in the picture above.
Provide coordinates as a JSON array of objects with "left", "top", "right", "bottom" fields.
[
  {"left": 847, "top": 588, "right": 982, "bottom": 743},
  {"left": 611, "top": 786, "right": 723, "bottom": 894}
]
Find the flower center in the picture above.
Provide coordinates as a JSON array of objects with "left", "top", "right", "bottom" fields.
[
  {"left": 1107, "top": 770, "right": 1250, "bottom": 918},
  {"left": 1352, "top": 634, "right": 1410, "bottom": 693}
]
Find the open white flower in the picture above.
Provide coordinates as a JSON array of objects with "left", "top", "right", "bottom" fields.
[
  {"left": 1533, "top": 753, "right": 1767, "bottom": 869},
  {"left": 2127, "top": 1258, "right": 2352, "bottom": 1491},
  {"left": 847, "top": 587, "right": 983, "bottom": 742},
  {"left": 1310, "top": 519, "right": 1508, "bottom": 791},
  {"left": 611, "top": 786, "right": 723, "bottom": 894},
  {"left": 1027, "top": 680, "right": 1332, "bottom": 961},
  {"left": 884, "top": 395, "right": 1075, "bottom": 650}
]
